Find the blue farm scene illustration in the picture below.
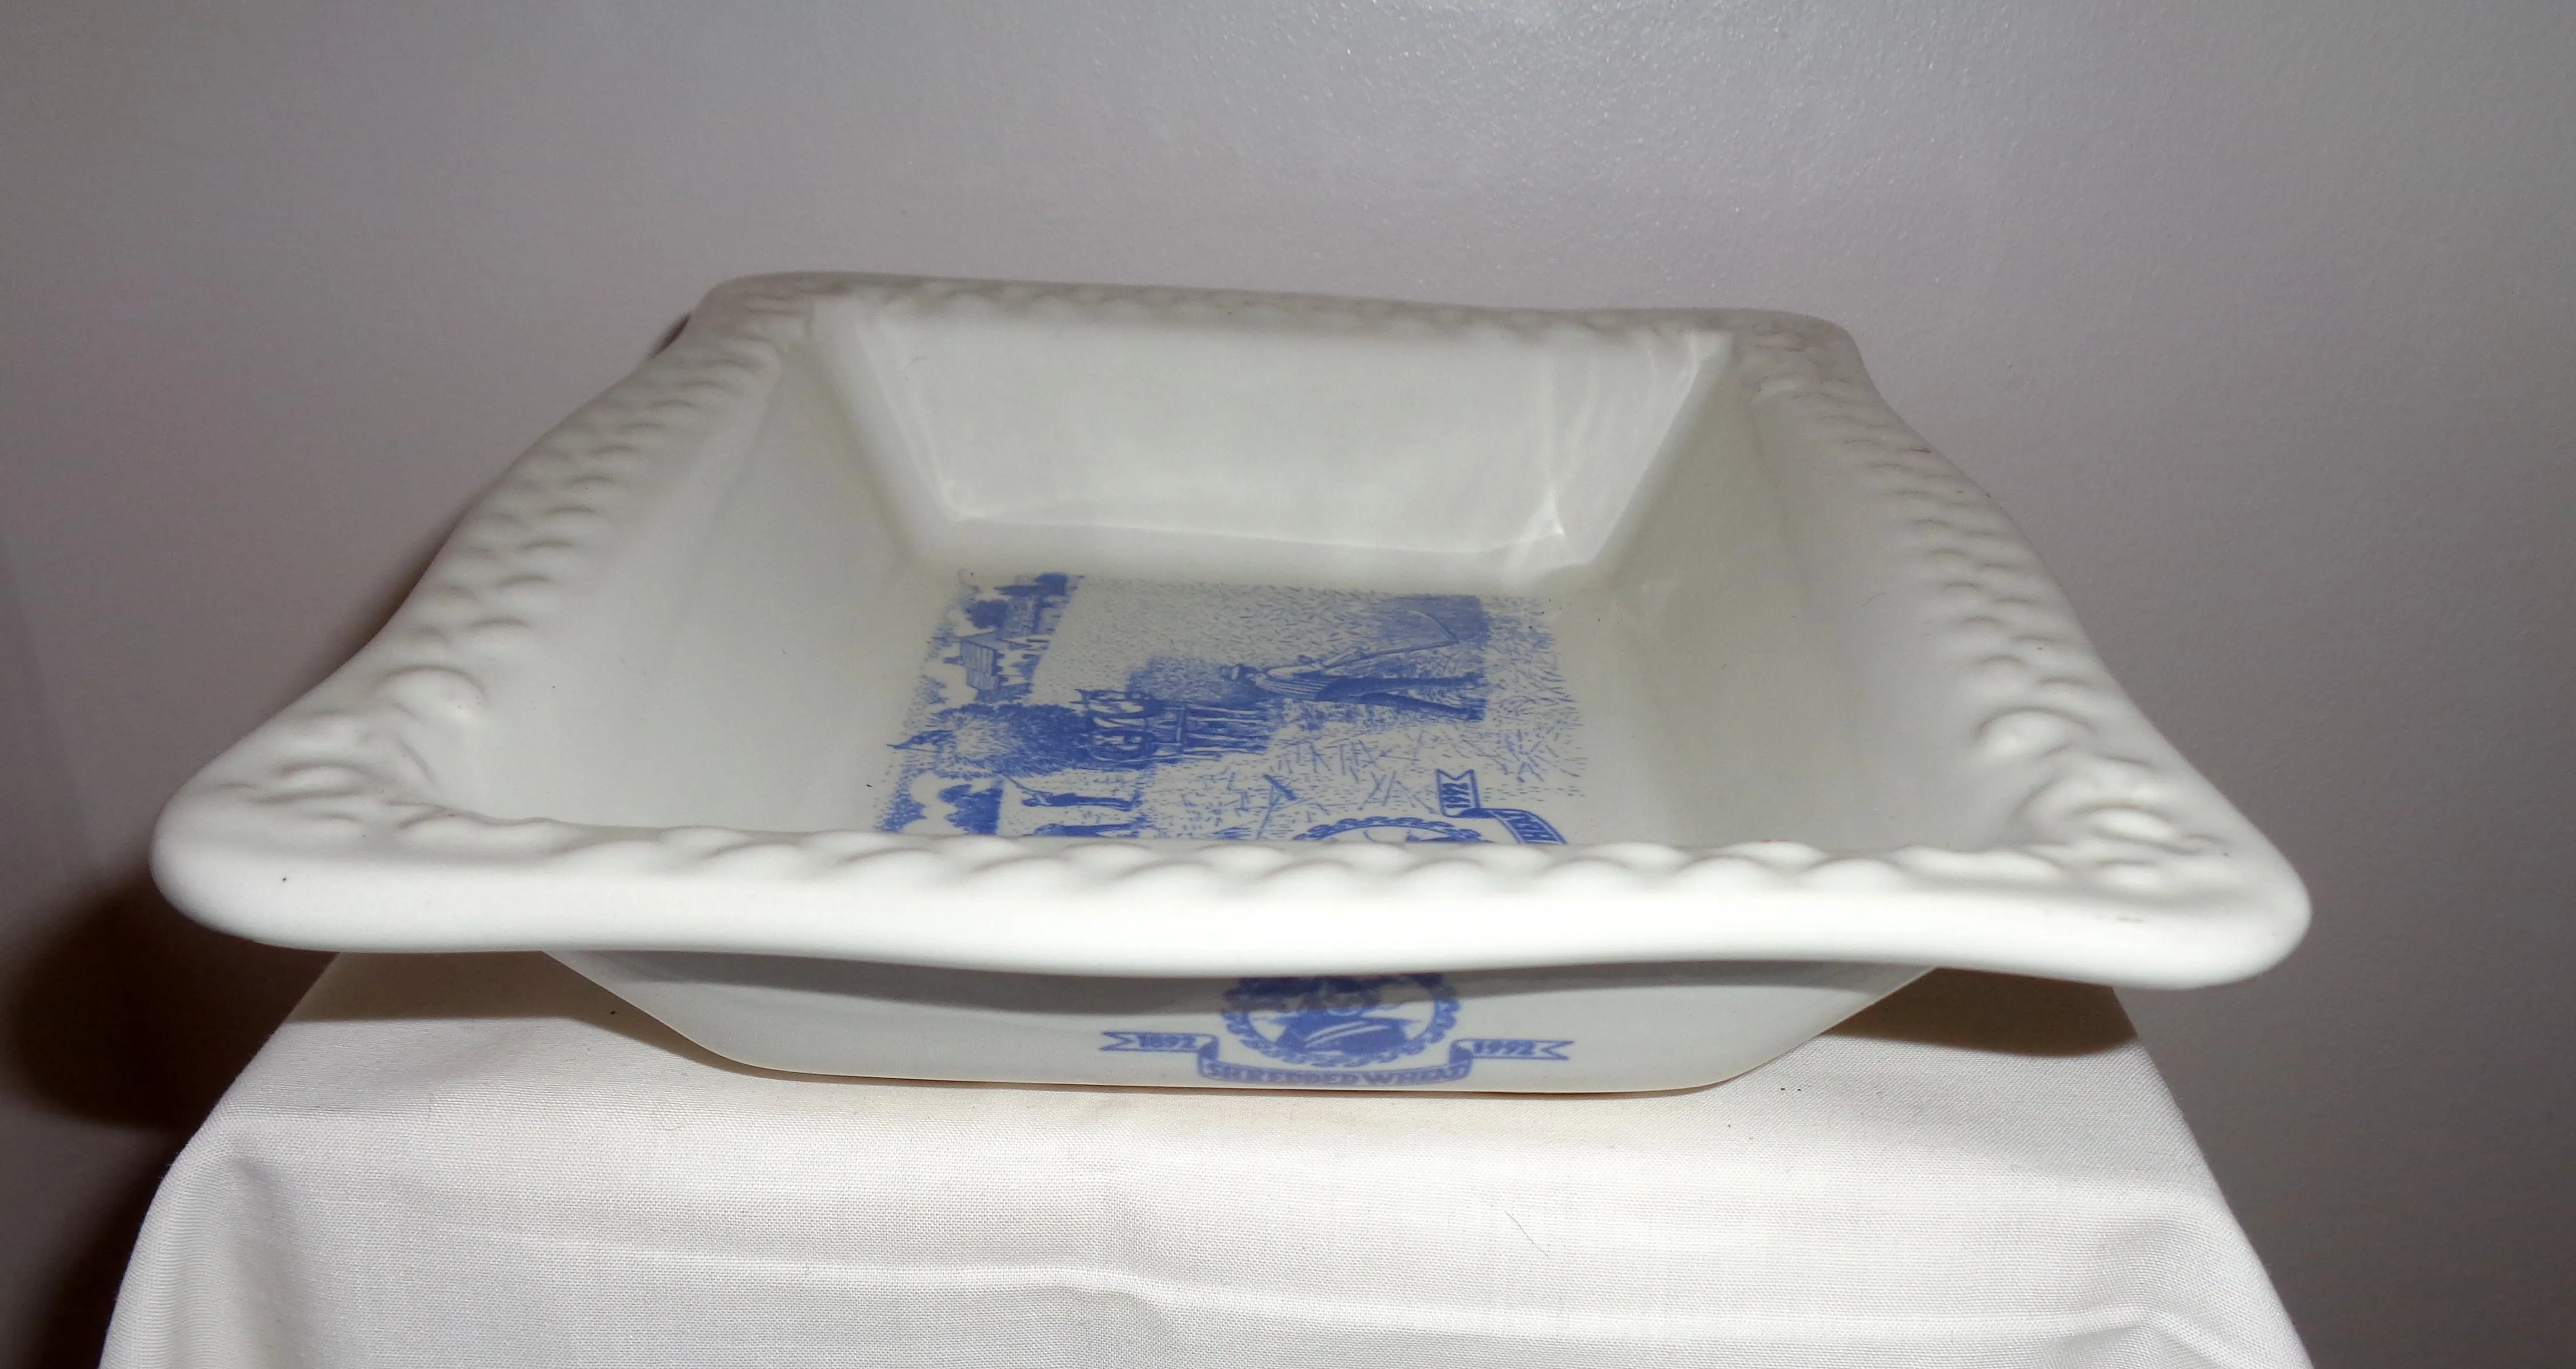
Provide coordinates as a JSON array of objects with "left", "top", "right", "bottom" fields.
[{"left": 875, "top": 574, "right": 1583, "bottom": 844}]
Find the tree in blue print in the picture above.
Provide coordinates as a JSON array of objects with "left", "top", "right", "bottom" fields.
[
  {"left": 934, "top": 782, "right": 1003, "bottom": 835},
  {"left": 894, "top": 702, "right": 1090, "bottom": 778}
]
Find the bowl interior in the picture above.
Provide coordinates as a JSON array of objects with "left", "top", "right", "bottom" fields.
[{"left": 432, "top": 300, "right": 2011, "bottom": 856}]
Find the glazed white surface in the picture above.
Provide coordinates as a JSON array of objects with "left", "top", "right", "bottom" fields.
[
  {"left": 152, "top": 274, "right": 2306, "bottom": 989},
  {"left": 554, "top": 952, "right": 1925, "bottom": 1092}
]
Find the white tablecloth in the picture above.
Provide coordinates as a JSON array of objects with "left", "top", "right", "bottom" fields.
[{"left": 103, "top": 953, "right": 2306, "bottom": 1368}]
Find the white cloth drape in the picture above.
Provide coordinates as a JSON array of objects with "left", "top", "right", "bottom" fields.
[{"left": 104, "top": 953, "right": 2307, "bottom": 1368}]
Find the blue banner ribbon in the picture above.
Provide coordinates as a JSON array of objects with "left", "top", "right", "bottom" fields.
[{"left": 1435, "top": 769, "right": 1565, "bottom": 844}]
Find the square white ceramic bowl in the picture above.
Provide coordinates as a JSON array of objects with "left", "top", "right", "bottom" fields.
[{"left": 154, "top": 274, "right": 2305, "bottom": 1092}]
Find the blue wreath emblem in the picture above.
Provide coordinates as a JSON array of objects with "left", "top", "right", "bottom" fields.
[{"left": 1221, "top": 973, "right": 1459, "bottom": 1068}]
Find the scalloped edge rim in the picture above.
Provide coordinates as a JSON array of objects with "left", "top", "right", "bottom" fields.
[{"left": 152, "top": 273, "right": 2308, "bottom": 990}]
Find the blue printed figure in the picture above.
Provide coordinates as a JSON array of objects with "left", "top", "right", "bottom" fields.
[{"left": 1222, "top": 615, "right": 1485, "bottom": 722}]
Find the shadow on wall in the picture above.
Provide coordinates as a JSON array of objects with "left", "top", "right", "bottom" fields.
[
  {"left": 0, "top": 316, "right": 691, "bottom": 1369},
  {"left": 6, "top": 868, "right": 331, "bottom": 1368}
]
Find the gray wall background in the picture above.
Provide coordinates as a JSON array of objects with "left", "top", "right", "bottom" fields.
[{"left": 3, "top": 3, "right": 2570, "bottom": 1365}]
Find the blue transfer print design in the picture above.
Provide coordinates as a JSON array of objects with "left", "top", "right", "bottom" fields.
[
  {"left": 876, "top": 574, "right": 1582, "bottom": 841},
  {"left": 953, "top": 573, "right": 1072, "bottom": 703},
  {"left": 1223, "top": 974, "right": 1459, "bottom": 1068},
  {"left": 1434, "top": 769, "right": 1565, "bottom": 844},
  {"left": 1101, "top": 973, "right": 1573, "bottom": 1087},
  {"left": 1292, "top": 815, "right": 1486, "bottom": 842},
  {"left": 934, "top": 782, "right": 1002, "bottom": 836}
]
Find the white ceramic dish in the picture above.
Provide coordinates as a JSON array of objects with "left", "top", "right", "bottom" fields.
[{"left": 154, "top": 274, "right": 2305, "bottom": 1092}]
